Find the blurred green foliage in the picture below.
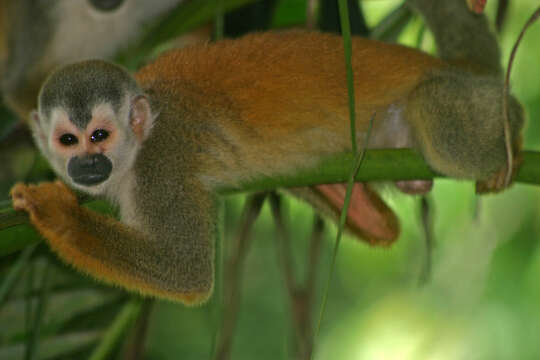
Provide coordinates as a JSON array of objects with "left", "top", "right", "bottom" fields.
[{"left": 1, "top": 0, "right": 540, "bottom": 359}]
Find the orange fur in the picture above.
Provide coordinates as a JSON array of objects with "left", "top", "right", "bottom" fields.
[
  {"left": 39, "top": 210, "right": 209, "bottom": 304},
  {"left": 136, "top": 31, "right": 444, "bottom": 186},
  {"left": 137, "top": 31, "right": 443, "bottom": 140},
  {"left": 134, "top": 31, "right": 443, "bottom": 246}
]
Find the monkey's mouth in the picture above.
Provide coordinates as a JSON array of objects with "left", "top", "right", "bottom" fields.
[{"left": 72, "top": 173, "right": 109, "bottom": 186}]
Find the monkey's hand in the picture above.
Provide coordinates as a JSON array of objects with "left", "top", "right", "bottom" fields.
[
  {"left": 11, "top": 181, "right": 79, "bottom": 229},
  {"left": 476, "top": 152, "right": 523, "bottom": 194}
]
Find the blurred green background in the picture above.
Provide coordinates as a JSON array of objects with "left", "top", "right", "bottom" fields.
[{"left": 1, "top": 0, "right": 540, "bottom": 359}]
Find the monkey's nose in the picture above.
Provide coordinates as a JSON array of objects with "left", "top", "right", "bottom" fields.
[
  {"left": 79, "top": 154, "right": 100, "bottom": 167},
  {"left": 67, "top": 154, "right": 113, "bottom": 186}
]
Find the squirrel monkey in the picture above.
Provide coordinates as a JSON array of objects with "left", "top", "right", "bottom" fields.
[
  {"left": 11, "top": 0, "right": 525, "bottom": 304},
  {"left": 0, "top": 0, "right": 183, "bottom": 120}
]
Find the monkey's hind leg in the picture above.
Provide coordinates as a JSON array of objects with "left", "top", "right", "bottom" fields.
[{"left": 406, "top": 71, "right": 523, "bottom": 190}]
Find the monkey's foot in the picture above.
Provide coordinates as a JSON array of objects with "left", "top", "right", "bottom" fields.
[
  {"left": 395, "top": 180, "right": 433, "bottom": 195},
  {"left": 314, "top": 183, "right": 399, "bottom": 246},
  {"left": 11, "top": 181, "right": 79, "bottom": 224},
  {"left": 466, "top": 0, "right": 487, "bottom": 14},
  {"left": 475, "top": 154, "right": 522, "bottom": 194}
]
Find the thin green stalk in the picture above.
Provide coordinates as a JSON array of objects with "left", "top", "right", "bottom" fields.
[
  {"left": 0, "top": 243, "right": 37, "bottom": 307},
  {"left": 25, "top": 259, "right": 35, "bottom": 337},
  {"left": 502, "top": 6, "right": 540, "bottom": 186},
  {"left": 337, "top": 0, "right": 357, "bottom": 155},
  {"left": 213, "top": 193, "right": 267, "bottom": 360},
  {"left": 211, "top": 198, "right": 226, "bottom": 358},
  {"left": 211, "top": 6, "right": 225, "bottom": 355},
  {"left": 214, "top": 0, "right": 225, "bottom": 40},
  {"left": 25, "top": 259, "right": 52, "bottom": 360},
  {"left": 313, "top": 2, "right": 364, "bottom": 356},
  {"left": 89, "top": 297, "right": 143, "bottom": 360},
  {"left": 313, "top": 116, "right": 374, "bottom": 346}
]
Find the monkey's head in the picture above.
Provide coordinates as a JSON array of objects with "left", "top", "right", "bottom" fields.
[{"left": 30, "top": 60, "right": 155, "bottom": 196}]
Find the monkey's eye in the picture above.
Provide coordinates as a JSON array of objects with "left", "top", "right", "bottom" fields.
[
  {"left": 89, "top": 0, "right": 124, "bottom": 11},
  {"left": 90, "top": 129, "right": 109, "bottom": 143},
  {"left": 59, "top": 133, "right": 79, "bottom": 146}
]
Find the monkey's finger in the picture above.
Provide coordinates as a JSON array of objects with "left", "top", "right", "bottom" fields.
[
  {"left": 9, "top": 183, "right": 26, "bottom": 198},
  {"left": 395, "top": 180, "right": 433, "bottom": 194},
  {"left": 10, "top": 184, "right": 37, "bottom": 213},
  {"left": 475, "top": 166, "right": 509, "bottom": 194},
  {"left": 23, "top": 181, "right": 77, "bottom": 205},
  {"left": 10, "top": 183, "right": 30, "bottom": 203}
]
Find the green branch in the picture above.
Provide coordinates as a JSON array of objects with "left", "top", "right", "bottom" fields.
[
  {"left": 221, "top": 149, "right": 540, "bottom": 193},
  {"left": 2, "top": 149, "right": 540, "bottom": 233}
]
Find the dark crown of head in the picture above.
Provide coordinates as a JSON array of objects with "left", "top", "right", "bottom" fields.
[{"left": 39, "top": 60, "right": 140, "bottom": 128}]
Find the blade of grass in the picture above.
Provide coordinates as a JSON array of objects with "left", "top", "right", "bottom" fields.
[
  {"left": 213, "top": 193, "right": 267, "bottom": 360},
  {"left": 210, "top": 10, "right": 225, "bottom": 358},
  {"left": 25, "top": 259, "right": 52, "bottom": 360},
  {"left": 88, "top": 297, "right": 143, "bottom": 360},
  {"left": 313, "top": 2, "right": 370, "bottom": 357},
  {"left": 502, "top": 6, "right": 540, "bottom": 186},
  {"left": 337, "top": 0, "right": 357, "bottom": 155},
  {"left": 0, "top": 209, "right": 32, "bottom": 229},
  {"left": 25, "top": 258, "right": 35, "bottom": 338},
  {"left": 211, "top": 198, "right": 225, "bottom": 359},
  {"left": 214, "top": 0, "right": 225, "bottom": 40},
  {"left": 313, "top": 116, "right": 374, "bottom": 350},
  {"left": 0, "top": 243, "right": 37, "bottom": 307},
  {"left": 418, "top": 195, "right": 434, "bottom": 286}
]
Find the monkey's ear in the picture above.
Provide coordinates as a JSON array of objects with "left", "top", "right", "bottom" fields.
[
  {"left": 29, "top": 110, "right": 49, "bottom": 153},
  {"left": 129, "top": 95, "right": 155, "bottom": 142}
]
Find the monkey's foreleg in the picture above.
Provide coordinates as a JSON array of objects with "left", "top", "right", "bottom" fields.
[
  {"left": 10, "top": 181, "right": 212, "bottom": 305},
  {"left": 406, "top": 72, "right": 523, "bottom": 192}
]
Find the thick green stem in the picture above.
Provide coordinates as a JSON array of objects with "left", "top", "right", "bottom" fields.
[{"left": 2, "top": 149, "right": 540, "bottom": 234}]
